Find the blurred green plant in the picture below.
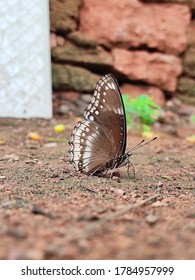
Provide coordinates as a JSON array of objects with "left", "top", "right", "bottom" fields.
[
  {"left": 191, "top": 115, "right": 195, "bottom": 123},
  {"left": 122, "top": 94, "right": 160, "bottom": 132}
]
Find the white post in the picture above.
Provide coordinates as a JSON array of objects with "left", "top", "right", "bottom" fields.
[{"left": 0, "top": 0, "right": 52, "bottom": 118}]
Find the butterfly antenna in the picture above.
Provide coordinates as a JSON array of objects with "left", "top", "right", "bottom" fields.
[{"left": 127, "top": 137, "right": 157, "bottom": 153}]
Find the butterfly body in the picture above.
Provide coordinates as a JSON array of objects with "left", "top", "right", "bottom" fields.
[{"left": 69, "top": 74, "right": 131, "bottom": 175}]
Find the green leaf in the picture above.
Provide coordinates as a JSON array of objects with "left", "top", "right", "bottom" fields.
[
  {"left": 122, "top": 93, "right": 160, "bottom": 130},
  {"left": 142, "top": 124, "right": 152, "bottom": 132},
  {"left": 191, "top": 115, "right": 195, "bottom": 123},
  {"left": 160, "top": 175, "right": 170, "bottom": 180}
]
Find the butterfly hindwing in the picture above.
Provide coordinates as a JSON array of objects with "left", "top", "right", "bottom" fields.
[{"left": 69, "top": 120, "right": 116, "bottom": 173}]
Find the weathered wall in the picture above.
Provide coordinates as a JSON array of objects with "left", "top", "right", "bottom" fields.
[{"left": 50, "top": 0, "right": 195, "bottom": 114}]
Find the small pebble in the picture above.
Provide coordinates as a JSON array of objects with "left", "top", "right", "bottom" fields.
[
  {"left": 186, "top": 208, "right": 195, "bottom": 218},
  {"left": 25, "top": 159, "right": 38, "bottom": 164},
  {"left": 157, "top": 181, "right": 163, "bottom": 188},
  {"left": 44, "top": 142, "right": 57, "bottom": 148},
  {"left": 152, "top": 201, "right": 167, "bottom": 207},
  {"left": 112, "top": 176, "right": 121, "bottom": 183},
  {"left": 4, "top": 154, "right": 19, "bottom": 161},
  {"left": 58, "top": 104, "right": 69, "bottom": 115},
  {"left": 187, "top": 222, "right": 195, "bottom": 232},
  {"left": 156, "top": 147, "right": 164, "bottom": 154},
  {"left": 81, "top": 94, "right": 92, "bottom": 103},
  {"left": 146, "top": 214, "right": 158, "bottom": 225},
  {"left": 114, "top": 188, "right": 125, "bottom": 196}
]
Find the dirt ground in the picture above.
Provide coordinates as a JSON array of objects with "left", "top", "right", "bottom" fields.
[{"left": 0, "top": 117, "right": 195, "bottom": 260}]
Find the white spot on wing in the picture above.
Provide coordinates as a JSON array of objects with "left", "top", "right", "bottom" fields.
[
  {"left": 89, "top": 115, "right": 94, "bottom": 121},
  {"left": 107, "top": 83, "right": 113, "bottom": 89},
  {"left": 111, "top": 82, "right": 116, "bottom": 89},
  {"left": 95, "top": 100, "right": 99, "bottom": 106}
]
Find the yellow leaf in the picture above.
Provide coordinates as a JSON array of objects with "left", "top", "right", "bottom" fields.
[
  {"left": 142, "top": 131, "right": 155, "bottom": 140},
  {"left": 74, "top": 117, "right": 82, "bottom": 123},
  {"left": 27, "top": 132, "right": 43, "bottom": 141},
  {"left": 54, "top": 124, "right": 65, "bottom": 133},
  {"left": 0, "top": 136, "right": 5, "bottom": 145},
  {"left": 186, "top": 135, "right": 195, "bottom": 143}
]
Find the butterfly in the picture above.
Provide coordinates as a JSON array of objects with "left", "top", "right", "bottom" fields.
[{"left": 69, "top": 74, "right": 156, "bottom": 177}]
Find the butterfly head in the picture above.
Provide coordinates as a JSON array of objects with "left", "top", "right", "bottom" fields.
[{"left": 115, "top": 152, "right": 132, "bottom": 168}]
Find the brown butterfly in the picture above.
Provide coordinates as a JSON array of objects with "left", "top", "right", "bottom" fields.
[{"left": 69, "top": 74, "right": 156, "bottom": 177}]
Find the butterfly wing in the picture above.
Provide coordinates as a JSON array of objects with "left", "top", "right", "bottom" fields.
[
  {"left": 69, "top": 74, "right": 127, "bottom": 174},
  {"left": 69, "top": 120, "right": 117, "bottom": 173},
  {"left": 84, "top": 74, "right": 127, "bottom": 155}
]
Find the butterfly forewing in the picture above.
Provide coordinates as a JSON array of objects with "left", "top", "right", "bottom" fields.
[
  {"left": 84, "top": 74, "right": 127, "bottom": 155},
  {"left": 69, "top": 74, "right": 127, "bottom": 174}
]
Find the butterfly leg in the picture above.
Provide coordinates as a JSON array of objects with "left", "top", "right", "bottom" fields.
[
  {"left": 90, "top": 167, "right": 105, "bottom": 177},
  {"left": 108, "top": 163, "right": 121, "bottom": 180},
  {"left": 127, "top": 160, "right": 135, "bottom": 179}
]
